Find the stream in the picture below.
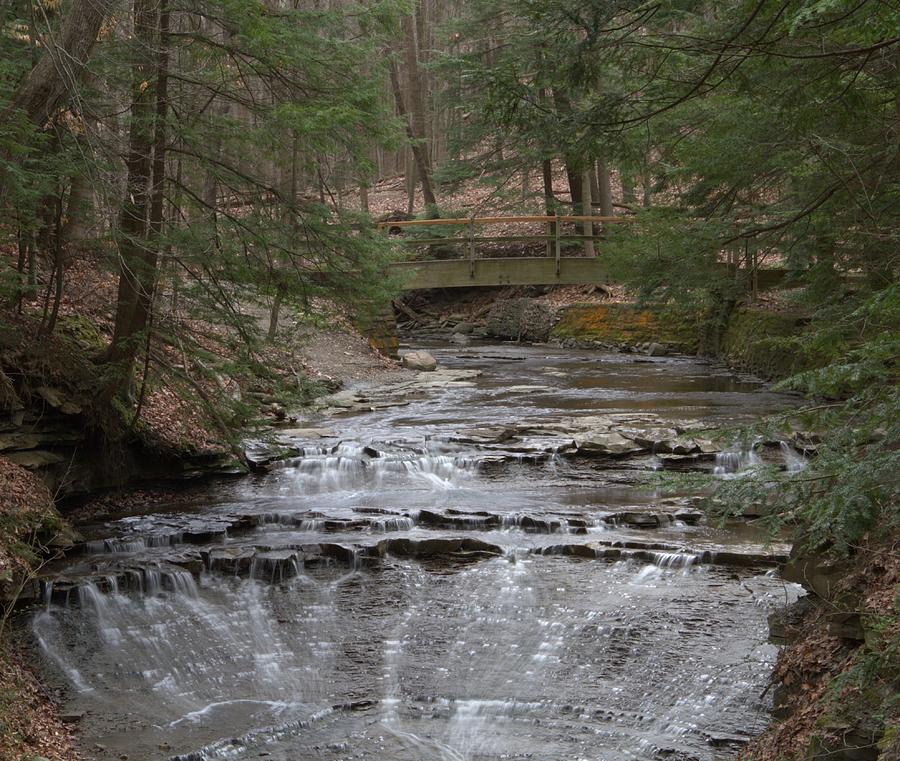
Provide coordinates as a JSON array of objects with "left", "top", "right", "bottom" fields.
[{"left": 31, "top": 343, "right": 804, "bottom": 761}]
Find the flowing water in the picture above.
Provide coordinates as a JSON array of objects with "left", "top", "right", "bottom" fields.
[{"left": 31, "top": 344, "right": 804, "bottom": 761}]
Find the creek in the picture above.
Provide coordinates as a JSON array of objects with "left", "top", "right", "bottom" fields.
[{"left": 31, "top": 342, "right": 803, "bottom": 761}]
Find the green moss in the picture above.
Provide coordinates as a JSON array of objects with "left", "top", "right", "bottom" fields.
[
  {"left": 56, "top": 314, "right": 106, "bottom": 353},
  {"left": 719, "top": 308, "right": 811, "bottom": 379}
]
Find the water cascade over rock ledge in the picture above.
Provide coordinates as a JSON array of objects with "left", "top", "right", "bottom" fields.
[{"left": 29, "top": 343, "right": 807, "bottom": 761}]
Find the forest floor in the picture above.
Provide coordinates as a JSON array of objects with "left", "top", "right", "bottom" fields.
[{"left": 740, "top": 538, "right": 900, "bottom": 761}]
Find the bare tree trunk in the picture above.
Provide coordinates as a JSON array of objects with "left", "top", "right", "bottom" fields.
[
  {"left": 621, "top": 174, "right": 636, "bottom": 205},
  {"left": 3, "top": 0, "right": 113, "bottom": 129},
  {"left": 359, "top": 182, "right": 369, "bottom": 213},
  {"left": 44, "top": 195, "right": 65, "bottom": 335},
  {"left": 106, "top": 0, "right": 162, "bottom": 392},
  {"left": 542, "top": 159, "right": 555, "bottom": 213},
  {"left": 398, "top": 10, "right": 436, "bottom": 210},
  {"left": 642, "top": 168, "right": 653, "bottom": 208},
  {"left": 27, "top": 235, "right": 37, "bottom": 290},
  {"left": 413, "top": 0, "right": 431, "bottom": 154},
  {"left": 389, "top": 58, "right": 436, "bottom": 209},
  {"left": 581, "top": 170, "right": 594, "bottom": 257},
  {"left": 12, "top": 230, "right": 27, "bottom": 310},
  {"left": 405, "top": 149, "right": 416, "bottom": 213},
  {"left": 564, "top": 159, "right": 582, "bottom": 209},
  {"left": 60, "top": 169, "right": 95, "bottom": 247},
  {"left": 267, "top": 288, "right": 283, "bottom": 342},
  {"left": 596, "top": 159, "right": 614, "bottom": 217}
]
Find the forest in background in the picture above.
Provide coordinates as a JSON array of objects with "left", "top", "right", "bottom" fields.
[{"left": 0, "top": 1, "right": 897, "bottom": 757}]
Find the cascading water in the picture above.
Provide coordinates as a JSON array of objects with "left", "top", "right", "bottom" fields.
[
  {"left": 281, "top": 441, "right": 478, "bottom": 493},
  {"left": 30, "top": 344, "right": 801, "bottom": 761},
  {"left": 780, "top": 441, "right": 808, "bottom": 472},
  {"left": 714, "top": 440, "right": 762, "bottom": 476}
]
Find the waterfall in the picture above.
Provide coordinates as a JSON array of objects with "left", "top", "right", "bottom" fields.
[
  {"left": 779, "top": 441, "right": 807, "bottom": 472},
  {"left": 283, "top": 442, "right": 478, "bottom": 493},
  {"left": 713, "top": 441, "right": 761, "bottom": 476}
]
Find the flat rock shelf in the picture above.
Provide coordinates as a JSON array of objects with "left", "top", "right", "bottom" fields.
[{"left": 31, "top": 343, "right": 805, "bottom": 761}]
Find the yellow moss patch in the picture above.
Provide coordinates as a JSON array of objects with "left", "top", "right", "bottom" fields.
[{"left": 551, "top": 303, "right": 699, "bottom": 349}]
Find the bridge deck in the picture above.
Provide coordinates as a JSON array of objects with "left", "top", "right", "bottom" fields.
[
  {"left": 379, "top": 216, "right": 788, "bottom": 291},
  {"left": 390, "top": 256, "right": 610, "bottom": 290}
]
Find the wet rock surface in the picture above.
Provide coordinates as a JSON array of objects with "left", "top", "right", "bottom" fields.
[{"left": 31, "top": 342, "right": 805, "bottom": 761}]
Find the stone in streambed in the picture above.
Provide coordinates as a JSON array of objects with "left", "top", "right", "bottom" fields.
[
  {"left": 574, "top": 430, "right": 644, "bottom": 456},
  {"left": 204, "top": 547, "right": 255, "bottom": 575},
  {"left": 538, "top": 543, "right": 599, "bottom": 559},
  {"left": 377, "top": 536, "right": 502, "bottom": 558},
  {"left": 614, "top": 511, "right": 674, "bottom": 529},
  {"left": 401, "top": 350, "right": 438, "bottom": 371}
]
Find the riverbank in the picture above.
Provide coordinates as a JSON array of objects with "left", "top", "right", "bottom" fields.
[
  {"left": 0, "top": 457, "right": 79, "bottom": 761},
  {"left": 395, "top": 286, "right": 811, "bottom": 379},
  {"left": 744, "top": 536, "right": 899, "bottom": 761}
]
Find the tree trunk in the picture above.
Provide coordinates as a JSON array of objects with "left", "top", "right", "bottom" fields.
[
  {"left": 581, "top": 170, "right": 594, "bottom": 257},
  {"left": 60, "top": 169, "right": 95, "bottom": 247},
  {"left": 542, "top": 159, "right": 555, "bottom": 214},
  {"left": 621, "top": 174, "right": 636, "bottom": 206},
  {"left": 405, "top": 149, "right": 416, "bottom": 213},
  {"left": 359, "top": 182, "right": 369, "bottom": 213},
  {"left": 389, "top": 58, "right": 436, "bottom": 209},
  {"left": 44, "top": 195, "right": 65, "bottom": 334},
  {"left": 564, "top": 159, "right": 582, "bottom": 209},
  {"left": 3, "top": 0, "right": 113, "bottom": 129},
  {"left": 106, "top": 0, "right": 162, "bottom": 392},
  {"left": 596, "top": 159, "right": 614, "bottom": 217},
  {"left": 267, "top": 287, "right": 284, "bottom": 342}
]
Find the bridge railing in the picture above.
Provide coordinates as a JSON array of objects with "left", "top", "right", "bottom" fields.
[{"left": 375, "top": 215, "right": 632, "bottom": 277}]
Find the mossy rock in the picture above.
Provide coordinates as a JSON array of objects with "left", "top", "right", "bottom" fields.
[
  {"left": 719, "top": 308, "right": 812, "bottom": 379},
  {"left": 551, "top": 303, "right": 700, "bottom": 350},
  {"left": 57, "top": 314, "right": 107, "bottom": 352}
]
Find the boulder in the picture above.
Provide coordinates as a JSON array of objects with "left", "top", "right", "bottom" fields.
[
  {"left": 60, "top": 401, "right": 83, "bottom": 415},
  {"left": 6, "top": 450, "right": 66, "bottom": 469},
  {"left": 647, "top": 342, "right": 667, "bottom": 356},
  {"left": 574, "top": 430, "right": 644, "bottom": 456},
  {"left": 401, "top": 350, "right": 438, "bottom": 371},
  {"left": 615, "top": 511, "right": 673, "bottom": 529},
  {"left": 450, "top": 332, "right": 470, "bottom": 345},
  {"left": 454, "top": 322, "right": 475, "bottom": 334},
  {"left": 35, "top": 386, "right": 65, "bottom": 408}
]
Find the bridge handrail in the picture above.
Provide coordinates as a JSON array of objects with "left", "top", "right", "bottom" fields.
[
  {"left": 375, "top": 214, "right": 632, "bottom": 229},
  {"left": 376, "top": 214, "right": 632, "bottom": 279}
]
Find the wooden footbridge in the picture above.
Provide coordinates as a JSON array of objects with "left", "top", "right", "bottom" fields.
[{"left": 378, "top": 215, "right": 786, "bottom": 291}]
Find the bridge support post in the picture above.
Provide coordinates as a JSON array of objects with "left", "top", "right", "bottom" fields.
[
  {"left": 358, "top": 303, "right": 399, "bottom": 359},
  {"left": 554, "top": 215, "right": 561, "bottom": 276},
  {"left": 468, "top": 220, "right": 475, "bottom": 278}
]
